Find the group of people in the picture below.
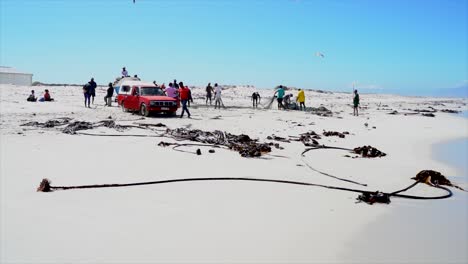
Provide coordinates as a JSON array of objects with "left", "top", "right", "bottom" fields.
[
  {"left": 271, "top": 85, "right": 306, "bottom": 110},
  {"left": 205, "top": 83, "right": 224, "bottom": 109},
  {"left": 78, "top": 66, "right": 361, "bottom": 116},
  {"left": 27, "top": 89, "right": 54, "bottom": 102}
]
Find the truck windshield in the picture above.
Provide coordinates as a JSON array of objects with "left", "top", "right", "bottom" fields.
[{"left": 140, "top": 87, "right": 165, "bottom": 96}]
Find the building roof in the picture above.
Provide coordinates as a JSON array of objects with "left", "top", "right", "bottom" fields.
[{"left": 0, "top": 66, "right": 33, "bottom": 75}]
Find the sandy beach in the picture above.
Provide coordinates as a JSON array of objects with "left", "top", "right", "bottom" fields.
[{"left": 1, "top": 84, "right": 467, "bottom": 263}]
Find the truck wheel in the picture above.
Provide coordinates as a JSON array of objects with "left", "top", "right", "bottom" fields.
[
  {"left": 140, "top": 103, "right": 150, "bottom": 117},
  {"left": 121, "top": 102, "right": 127, "bottom": 112}
]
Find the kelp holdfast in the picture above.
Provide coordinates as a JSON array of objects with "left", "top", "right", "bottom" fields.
[{"left": 357, "top": 191, "right": 391, "bottom": 205}]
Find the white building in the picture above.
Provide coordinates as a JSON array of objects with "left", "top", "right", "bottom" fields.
[{"left": 0, "top": 66, "right": 33, "bottom": 86}]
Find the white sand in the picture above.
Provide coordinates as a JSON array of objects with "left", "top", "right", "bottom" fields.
[{"left": 1, "top": 84, "right": 467, "bottom": 263}]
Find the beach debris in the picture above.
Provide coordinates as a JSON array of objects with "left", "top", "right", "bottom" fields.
[
  {"left": 388, "top": 110, "right": 399, "bottom": 115},
  {"left": 421, "top": 113, "right": 435, "bottom": 117},
  {"left": 37, "top": 178, "right": 52, "bottom": 192},
  {"left": 364, "top": 123, "right": 368, "bottom": 127},
  {"left": 323, "top": 130, "right": 349, "bottom": 138},
  {"left": 305, "top": 106, "right": 333, "bottom": 117},
  {"left": 440, "top": 109, "right": 460, "bottom": 114},
  {"left": 162, "top": 128, "right": 272, "bottom": 157},
  {"left": 294, "top": 131, "right": 321, "bottom": 146},
  {"left": 196, "top": 149, "right": 202, "bottom": 155},
  {"left": 412, "top": 170, "right": 466, "bottom": 191},
  {"left": 267, "top": 135, "right": 290, "bottom": 143},
  {"left": 62, "top": 121, "right": 94, "bottom": 134},
  {"left": 353, "top": 146, "right": 386, "bottom": 158},
  {"left": 21, "top": 117, "right": 72, "bottom": 128},
  {"left": 356, "top": 191, "right": 391, "bottom": 205},
  {"left": 209, "top": 149, "right": 215, "bottom": 153},
  {"left": 135, "top": 122, "right": 166, "bottom": 128}
]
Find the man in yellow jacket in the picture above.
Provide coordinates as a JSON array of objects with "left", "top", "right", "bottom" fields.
[{"left": 296, "top": 89, "right": 306, "bottom": 110}]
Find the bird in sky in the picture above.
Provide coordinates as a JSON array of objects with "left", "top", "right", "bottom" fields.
[{"left": 315, "top": 52, "right": 325, "bottom": 58}]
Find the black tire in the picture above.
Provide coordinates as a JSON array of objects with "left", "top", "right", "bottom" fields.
[{"left": 140, "top": 103, "right": 150, "bottom": 117}]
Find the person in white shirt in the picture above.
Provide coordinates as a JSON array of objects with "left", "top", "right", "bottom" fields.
[
  {"left": 214, "top": 83, "right": 224, "bottom": 109},
  {"left": 121, "top": 67, "right": 129, "bottom": 77}
]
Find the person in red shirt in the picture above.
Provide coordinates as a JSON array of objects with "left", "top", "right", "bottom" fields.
[
  {"left": 40, "top": 89, "right": 54, "bottom": 102},
  {"left": 178, "top": 82, "right": 191, "bottom": 118}
]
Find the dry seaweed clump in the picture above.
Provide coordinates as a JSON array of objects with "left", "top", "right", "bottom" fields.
[
  {"left": 164, "top": 128, "right": 272, "bottom": 157},
  {"left": 21, "top": 117, "right": 72, "bottom": 128},
  {"left": 412, "top": 170, "right": 465, "bottom": 191},
  {"left": 323, "top": 131, "right": 349, "bottom": 138},
  {"left": 353, "top": 146, "right": 386, "bottom": 158},
  {"left": 296, "top": 131, "right": 321, "bottom": 146},
  {"left": 356, "top": 191, "right": 391, "bottom": 205},
  {"left": 37, "top": 178, "right": 52, "bottom": 192},
  {"left": 62, "top": 121, "right": 94, "bottom": 134}
]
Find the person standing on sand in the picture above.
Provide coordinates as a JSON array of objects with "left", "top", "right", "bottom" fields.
[
  {"left": 89, "top": 78, "right": 97, "bottom": 105},
  {"left": 104, "top": 83, "right": 114, "bottom": 106},
  {"left": 252, "top": 92, "right": 260, "bottom": 108},
  {"left": 353, "top": 90, "right": 360, "bottom": 116},
  {"left": 83, "top": 83, "right": 91, "bottom": 108},
  {"left": 274, "top": 85, "right": 285, "bottom": 110},
  {"left": 206, "top": 83, "right": 214, "bottom": 105},
  {"left": 214, "top": 83, "right": 224, "bottom": 109},
  {"left": 165, "top": 83, "right": 178, "bottom": 99},
  {"left": 296, "top": 89, "right": 306, "bottom": 110},
  {"left": 179, "top": 82, "right": 191, "bottom": 118},
  {"left": 187, "top": 86, "right": 193, "bottom": 107}
]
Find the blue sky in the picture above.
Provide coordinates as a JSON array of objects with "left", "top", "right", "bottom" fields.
[{"left": 1, "top": 0, "right": 467, "bottom": 96}]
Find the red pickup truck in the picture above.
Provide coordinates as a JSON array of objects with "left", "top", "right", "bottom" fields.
[{"left": 117, "top": 81, "right": 178, "bottom": 116}]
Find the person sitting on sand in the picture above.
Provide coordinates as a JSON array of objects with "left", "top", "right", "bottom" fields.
[
  {"left": 38, "top": 89, "right": 54, "bottom": 102},
  {"left": 88, "top": 78, "right": 97, "bottom": 105},
  {"left": 121, "top": 67, "right": 129, "bottom": 77},
  {"left": 214, "top": 83, "right": 224, "bottom": 109},
  {"left": 206, "top": 83, "right": 214, "bottom": 105},
  {"left": 296, "top": 89, "right": 306, "bottom": 111},
  {"left": 274, "top": 85, "right": 285, "bottom": 110},
  {"left": 252, "top": 92, "right": 260, "bottom": 108},
  {"left": 353, "top": 89, "right": 360, "bottom": 116},
  {"left": 104, "top": 83, "right": 114, "bottom": 106},
  {"left": 179, "top": 82, "right": 191, "bottom": 118},
  {"left": 27, "top": 90, "right": 37, "bottom": 102}
]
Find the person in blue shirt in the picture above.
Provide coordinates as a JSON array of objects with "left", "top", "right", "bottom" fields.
[{"left": 274, "top": 85, "right": 285, "bottom": 110}]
